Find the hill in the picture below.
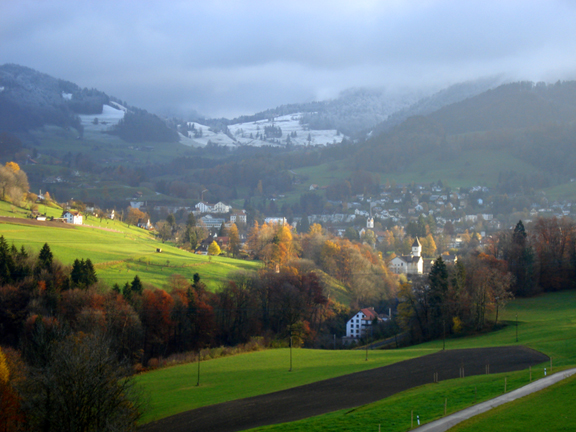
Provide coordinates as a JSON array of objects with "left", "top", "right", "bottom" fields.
[
  {"left": 371, "top": 76, "right": 506, "bottom": 135},
  {"left": 350, "top": 80, "right": 576, "bottom": 191},
  {"left": 205, "top": 87, "right": 427, "bottom": 138},
  {"left": 0, "top": 63, "right": 178, "bottom": 143},
  {"left": 0, "top": 200, "right": 260, "bottom": 291}
]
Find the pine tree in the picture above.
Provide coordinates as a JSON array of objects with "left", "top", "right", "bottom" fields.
[
  {"left": 36, "top": 243, "right": 53, "bottom": 274},
  {"left": 130, "top": 275, "right": 143, "bottom": 295}
]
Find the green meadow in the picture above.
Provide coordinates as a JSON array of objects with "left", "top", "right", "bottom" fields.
[
  {"left": 450, "top": 373, "right": 576, "bottom": 432},
  {"left": 139, "top": 291, "right": 576, "bottom": 428},
  {"left": 0, "top": 201, "right": 261, "bottom": 290}
]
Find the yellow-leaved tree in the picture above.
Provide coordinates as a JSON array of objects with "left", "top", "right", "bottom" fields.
[
  {"left": 0, "top": 347, "right": 9, "bottom": 384},
  {"left": 208, "top": 241, "right": 221, "bottom": 256}
]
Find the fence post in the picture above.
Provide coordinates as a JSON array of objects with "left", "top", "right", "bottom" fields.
[
  {"left": 504, "top": 377, "right": 507, "bottom": 393},
  {"left": 411, "top": 410, "right": 413, "bottom": 429},
  {"left": 444, "top": 398, "right": 447, "bottom": 416}
]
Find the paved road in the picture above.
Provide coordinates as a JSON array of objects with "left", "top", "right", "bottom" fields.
[
  {"left": 139, "top": 346, "right": 548, "bottom": 432},
  {"left": 414, "top": 367, "right": 576, "bottom": 432}
]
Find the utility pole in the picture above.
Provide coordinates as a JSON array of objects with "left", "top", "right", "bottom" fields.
[
  {"left": 443, "top": 320, "right": 446, "bottom": 351},
  {"left": 196, "top": 350, "right": 201, "bottom": 386},
  {"left": 289, "top": 329, "right": 293, "bottom": 372},
  {"left": 516, "top": 313, "right": 518, "bottom": 342}
]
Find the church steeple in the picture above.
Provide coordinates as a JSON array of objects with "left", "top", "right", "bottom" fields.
[{"left": 411, "top": 237, "right": 422, "bottom": 257}]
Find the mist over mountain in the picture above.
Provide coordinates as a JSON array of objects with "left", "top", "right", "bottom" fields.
[{"left": 370, "top": 76, "right": 507, "bottom": 136}]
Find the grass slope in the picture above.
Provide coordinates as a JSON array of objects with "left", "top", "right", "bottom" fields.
[
  {"left": 0, "top": 201, "right": 260, "bottom": 290},
  {"left": 138, "top": 291, "right": 576, "bottom": 427}
]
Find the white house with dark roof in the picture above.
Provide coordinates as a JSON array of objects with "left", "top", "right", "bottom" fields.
[
  {"left": 389, "top": 237, "right": 423, "bottom": 275},
  {"left": 62, "top": 210, "right": 83, "bottom": 225},
  {"left": 346, "top": 307, "right": 384, "bottom": 339}
]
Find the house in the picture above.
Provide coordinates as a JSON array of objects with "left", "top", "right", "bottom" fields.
[
  {"left": 230, "top": 210, "right": 247, "bottom": 224},
  {"left": 345, "top": 307, "right": 386, "bottom": 339},
  {"left": 195, "top": 202, "right": 212, "bottom": 213},
  {"left": 389, "top": 238, "right": 423, "bottom": 275},
  {"left": 213, "top": 202, "right": 231, "bottom": 213},
  {"left": 62, "top": 210, "right": 83, "bottom": 225},
  {"left": 137, "top": 218, "right": 152, "bottom": 230},
  {"left": 264, "top": 217, "right": 287, "bottom": 225}
]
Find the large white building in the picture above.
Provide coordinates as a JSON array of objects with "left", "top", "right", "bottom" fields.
[
  {"left": 389, "top": 237, "right": 423, "bottom": 275},
  {"left": 195, "top": 201, "right": 231, "bottom": 214},
  {"left": 346, "top": 307, "right": 384, "bottom": 339}
]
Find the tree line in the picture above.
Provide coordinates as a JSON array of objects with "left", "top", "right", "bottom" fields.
[{"left": 396, "top": 218, "right": 576, "bottom": 345}]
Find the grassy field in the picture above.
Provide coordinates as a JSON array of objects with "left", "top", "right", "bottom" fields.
[
  {"left": 0, "top": 201, "right": 261, "bottom": 290},
  {"left": 450, "top": 373, "right": 576, "bottom": 432},
  {"left": 138, "top": 291, "right": 576, "bottom": 427},
  {"left": 137, "top": 347, "right": 437, "bottom": 423}
]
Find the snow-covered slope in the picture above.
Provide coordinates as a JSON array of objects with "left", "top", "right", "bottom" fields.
[
  {"left": 183, "top": 114, "right": 346, "bottom": 148},
  {"left": 79, "top": 104, "right": 125, "bottom": 132}
]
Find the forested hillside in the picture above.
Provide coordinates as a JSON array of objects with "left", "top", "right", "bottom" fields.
[
  {"left": 0, "top": 64, "right": 178, "bottom": 143},
  {"left": 352, "top": 81, "right": 576, "bottom": 187}
]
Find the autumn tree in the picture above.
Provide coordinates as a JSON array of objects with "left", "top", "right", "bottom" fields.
[
  {"left": 228, "top": 223, "right": 241, "bottom": 257},
  {"left": 125, "top": 207, "right": 146, "bottom": 226},
  {"left": 0, "top": 346, "right": 25, "bottom": 430},
  {"left": 208, "top": 241, "right": 221, "bottom": 256}
]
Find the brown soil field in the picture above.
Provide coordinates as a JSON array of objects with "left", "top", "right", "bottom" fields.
[
  {"left": 140, "top": 346, "right": 548, "bottom": 432},
  {"left": 0, "top": 216, "right": 76, "bottom": 229}
]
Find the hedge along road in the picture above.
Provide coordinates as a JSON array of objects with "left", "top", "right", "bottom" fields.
[{"left": 139, "top": 346, "right": 548, "bottom": 432}]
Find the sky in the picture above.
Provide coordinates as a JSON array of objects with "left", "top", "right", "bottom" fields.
[{"left": 2, "top": 0, "right": 576, "bottom": 118}]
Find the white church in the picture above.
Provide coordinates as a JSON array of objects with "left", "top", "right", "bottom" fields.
[{"left": 389, "top": 237, "right": 424, "bottom": 276}]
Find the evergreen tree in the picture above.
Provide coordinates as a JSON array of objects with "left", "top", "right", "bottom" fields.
[
  {"left": 130, "top": 275, "right": 143, "bottom": 295},
  {"left": 428, "top": 256, "right": 449, "bottom": 338},
  {"left": 36, "top": 243, "right": 53, "bottom": 274},
  {"left": 186, "top": 212, "right": 196, "bottom": 228},
  {"left": 297, "top": 216, "right": 310, "bottom": 234},
  {"left": 84, "top": 259, "right": 98, "bottom": 286},
  {"left": 509, "top": 220, "right": 535, "bottom": 296}
]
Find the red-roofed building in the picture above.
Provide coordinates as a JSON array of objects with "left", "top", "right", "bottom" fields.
[{"left": 345, "top": 307, "right": 387, "bottom": 339}]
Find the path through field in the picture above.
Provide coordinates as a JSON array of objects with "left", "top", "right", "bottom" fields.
[{"left": 139, "top": 346, "right": 548, "bottom": 432}]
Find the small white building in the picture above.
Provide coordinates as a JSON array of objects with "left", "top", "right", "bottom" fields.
[
  {"left": 346, "top": 307, "right": 384, "bottom": 339},
  {"left": 389, "top": 237, "right": 423, "bottom": 275},
  {"left": 62, "top": 211, "right": 83, "bottom": 225}
]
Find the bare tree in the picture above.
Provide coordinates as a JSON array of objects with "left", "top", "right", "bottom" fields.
[{"left": 20, "top": 332, "right": 141, "bottom": 432}]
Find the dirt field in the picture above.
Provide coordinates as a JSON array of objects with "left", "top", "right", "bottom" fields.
[
  {"left": 0, "top": 216, "right": 76, "bottom": 229},
  {"left": 139, "top": 346, "right": 548, "bottom": 432}
]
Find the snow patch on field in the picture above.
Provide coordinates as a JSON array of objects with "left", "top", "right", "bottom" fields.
[
  {"left": 182, "top": 114, "right": 346, "bottom": 148},
  {"left": 79, "top": 104, "right": 125, "bottom": 132}
]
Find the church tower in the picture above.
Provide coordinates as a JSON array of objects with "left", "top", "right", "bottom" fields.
[{"left": 411, "top": 237, "right": 422, "bottom": 257}]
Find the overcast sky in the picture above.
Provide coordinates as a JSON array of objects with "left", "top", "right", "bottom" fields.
[{"left": 2, "top": 0, "right": 575, "bottom": 118}]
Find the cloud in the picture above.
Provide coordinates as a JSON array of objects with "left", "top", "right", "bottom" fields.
[{"left": 1, "top": 0, "right": 575, "bottom": 117}]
